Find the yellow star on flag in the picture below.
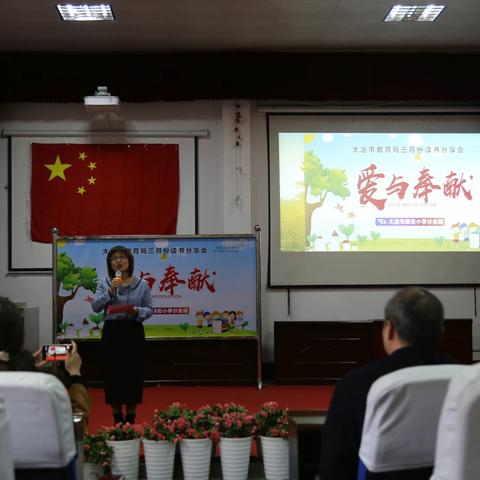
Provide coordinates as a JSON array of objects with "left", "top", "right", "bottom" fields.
[
  {"left": 45, "top": 155, "right": 72, "bottom": 181},
  {"left": 88, "top": 162, "right": 97, "bottom": 171},
  {"left": 79, "top": 152, "right": 87, "bottom": 160},
  {"left": 88, "top": 176, "right": 96, "bottom": 185},
  {"left": 77, "top": 186, "right": 86, "bottom": 195}
]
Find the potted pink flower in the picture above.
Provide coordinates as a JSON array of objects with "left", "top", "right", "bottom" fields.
[
  {"left": 101, "top": 423, "right": 141, "bottom": 480},
  {"left": 222, "top": 401, "right": 248, "bottom": 414},
  {"left": 176, "top": 404, "right": 221, "bottom": 480},
  {"left": 202, "top": 402, "right": 225, "bottom": 418},
  {"left": 102, "top": 422, "right": 141, "bottom": 441},
  {"left": 255, "top": 401, "right": 289, "bottom": 439},
  {"left": 218, "top": 404, "right": 257, "bottom": 480},
  {"left": 143, "top": 409, "right": 185, "bottom": 443},
  {"left": 219, "top": 410, "right": 257, "bottom": 439},
  {"left": 83, "top": 430, "right": 114, "bottom": 478},
  {"left": 255, "top": 401, "right": 290, "bottom": 480},
  {"left": 156, "top": 401, "right": 189, "bottom": 422},
  {"left": 184, "top": 405, "right": 222, "bottom": 441},
  {"left": 142, "top": 412, "right": 183, "bottom": 480}
]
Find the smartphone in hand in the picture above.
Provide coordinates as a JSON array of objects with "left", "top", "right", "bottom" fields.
[{"left": 41, "top": 343, "right": 73, "bottom": 362}]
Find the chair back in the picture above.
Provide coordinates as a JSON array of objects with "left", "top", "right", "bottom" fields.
[
  {"left": 358, "top": 364, "right": 465, "bottom": 479},
  {"left": 0, "top": 371, "right": 76, "bottom": 469},
  {"left": 430, "top": 363, "right": 480, "bottom": 480},
  {"left": 0, "top": 398, "right": 15, "bottom": 480}
]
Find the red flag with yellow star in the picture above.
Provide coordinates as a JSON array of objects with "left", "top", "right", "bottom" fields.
[{"left": 30, "top": 143, "right": 179, "bottom": 243}]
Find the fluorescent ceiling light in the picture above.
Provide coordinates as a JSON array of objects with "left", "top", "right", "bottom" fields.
[
  {"left": 385, "top": 5, "right": 445, "bottom": 22},
  {"left": 56, "top": 4, "right": 115, "bottom": 21}
]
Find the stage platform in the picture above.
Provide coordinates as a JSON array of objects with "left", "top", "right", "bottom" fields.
[{"left": 88, "top": 384, "right": 333, "bottom": 432}]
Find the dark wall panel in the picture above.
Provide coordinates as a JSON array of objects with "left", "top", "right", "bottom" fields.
[
  {"left": 1, "top": 52, "right": 480, "bottom": 103},
  {"left": 77, "top": 337, "right": 258, "bottom": 386},
  {"left": 274, "top": 320, "right": 472, "bottom": 384}
]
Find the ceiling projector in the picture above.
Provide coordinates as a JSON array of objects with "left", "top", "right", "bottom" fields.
[{"left": 84, "top": 86, "right": 120, "bottom": 109}]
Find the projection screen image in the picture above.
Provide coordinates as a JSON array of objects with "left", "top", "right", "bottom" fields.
[
  {"left": 281, "top": 132, "right": 479, "bottom": 253},
  {"left": 268, "top": 114, "right": 480, "bottom": 286}
]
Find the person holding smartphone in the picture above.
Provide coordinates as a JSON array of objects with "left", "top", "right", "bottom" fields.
[
  {"left": 91, "top": 245, "right": 153, "bottom": 425},
  {"left": 0, "top": 297, "right": 91, "bottom": 424},
  {"left": 42, "top": 343, "right": 72, "bottom": 362}
]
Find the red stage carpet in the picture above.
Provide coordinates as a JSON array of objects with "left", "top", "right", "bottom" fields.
[{"left": 88, "top": 384, "right": 334, "bottom": 432}]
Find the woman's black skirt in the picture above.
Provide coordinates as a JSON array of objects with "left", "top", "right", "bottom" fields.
[{"left": 101, "top": 319, "right": 145, "bottom": 405}]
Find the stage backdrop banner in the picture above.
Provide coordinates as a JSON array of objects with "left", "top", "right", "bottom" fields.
[
  {"left": 54, "top": 235, "right": 258, "bottom": 340},
  {"left": 31, "top": 143, "right": 180, "bottom": 243}
]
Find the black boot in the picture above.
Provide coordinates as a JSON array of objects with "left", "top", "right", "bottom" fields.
[
  {"left": 125, "top": 413, "right": 136, "bottom": 425},
  {"left": 113, "top": 412, "right": 124, "bottom": 425}
]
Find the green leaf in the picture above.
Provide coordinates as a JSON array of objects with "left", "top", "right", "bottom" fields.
[{"left": 339, "top": 224, "right": 355, "bottom": 238}]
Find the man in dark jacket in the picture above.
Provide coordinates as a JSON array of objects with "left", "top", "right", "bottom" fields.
[{"left": 318, "top": 286, "right": 453, "bottom": 480}]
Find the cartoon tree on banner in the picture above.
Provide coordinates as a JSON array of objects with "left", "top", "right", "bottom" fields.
[
  {"left": 302, "top": 151, "right": 350, "bottom": 245},
  {"left": 56, "top": 252, "right": 98, "bottom": 333}
]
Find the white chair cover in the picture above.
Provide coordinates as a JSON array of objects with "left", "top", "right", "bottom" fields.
[
  {"left": 359, "top": 364, "right": 465, "bottom": 473},
  {"left": 430, "top": 363, "right": 480, "bottom": 480},
  {"left": 0, "top": 398, "right": 15, "bottom": 480},
  {"left": 0, "top": 371, "right": 76, "bottom": 469}
]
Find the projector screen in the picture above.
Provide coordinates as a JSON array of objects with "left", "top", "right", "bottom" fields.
[{"left": 268, "top": 113, "right": 480, "bottom": 286}]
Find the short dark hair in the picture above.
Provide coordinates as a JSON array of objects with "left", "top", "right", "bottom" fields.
[
  {"left": 106, "top": 246, "right": 134, "bottom": 278},
  {"left": 0, "top": 298, "right": 43, "bottom": 372},
  {"left": 384, "top": 287, "right": 444, "bottom": 348},
  {"left": 0, "top": 297, "right": 24, "bottom": 355}
]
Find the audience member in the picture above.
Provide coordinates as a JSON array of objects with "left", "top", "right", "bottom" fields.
[
  {"left": 318, "top": 286, "right": 453, "bottom": 480},
  {"left": 0, "top": 297, "right": 91, "bottom": 423}
]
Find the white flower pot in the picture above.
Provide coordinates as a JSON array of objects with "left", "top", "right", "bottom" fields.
[
  {"left": 142, "top": 438, "right": 176, "bottom": 480},
  {"left": 220, "top": 436, "right": 253, "bottom": 480},
  {"left": 179, "top": 438, "right": 212, "bottom": 480},
  {"left": 107, "top": 438, "right": 140, "bottom": 480},
  {"left": 83, "top": 462, "right": 102, "bottom": 480},
  {"left": 260, "top": 436, "right": 289, "bottom": 480}
]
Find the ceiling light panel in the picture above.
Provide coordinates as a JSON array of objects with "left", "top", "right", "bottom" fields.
[
  {"left": 56, "top": 4, "right": 115, "bottom": 22},
  {"left": 385, "top": 5, "right": 445, "bottom": 22}
]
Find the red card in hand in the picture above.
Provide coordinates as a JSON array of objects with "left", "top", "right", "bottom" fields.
[{"left": 107, "top": 304, "right": 135, "bottom": 315}]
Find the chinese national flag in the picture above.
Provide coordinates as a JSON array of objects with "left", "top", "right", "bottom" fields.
[{"left": 31, "top": 143, "right": 179, "bottom": 243}]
